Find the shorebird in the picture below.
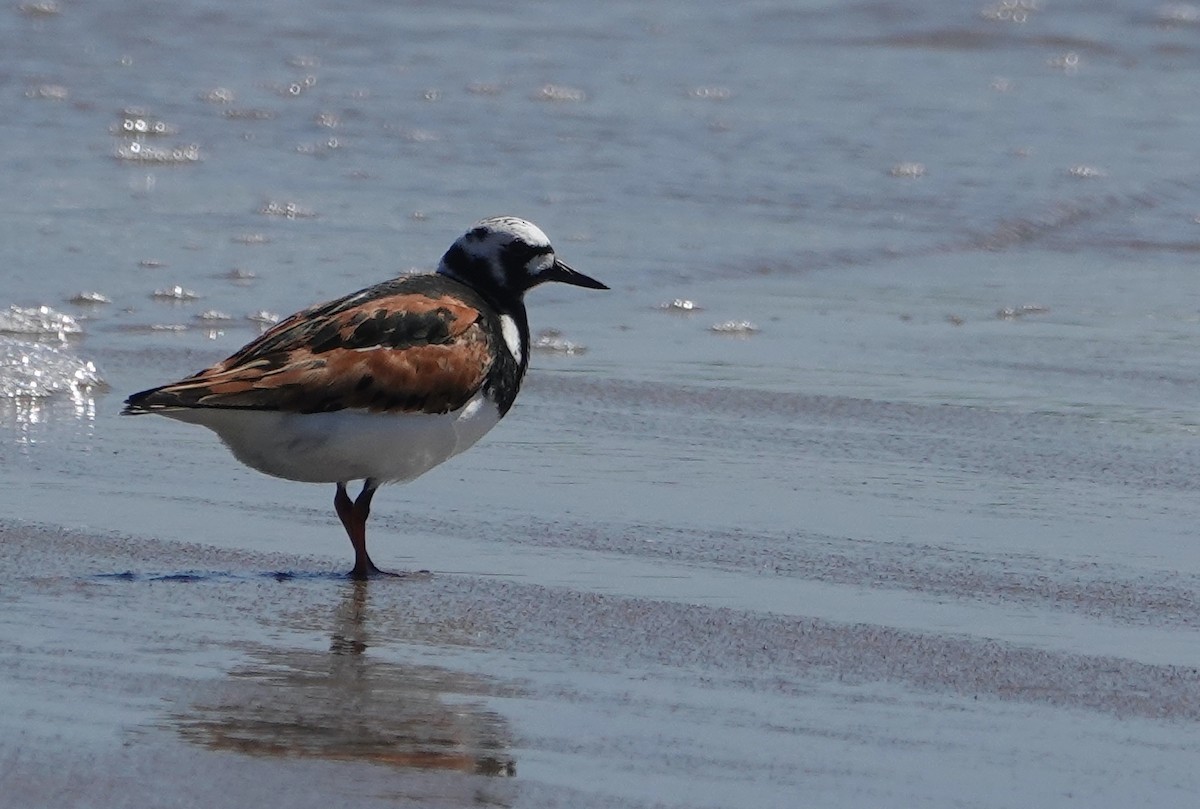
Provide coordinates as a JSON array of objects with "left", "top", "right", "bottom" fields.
[{"left": 124, "top": 216, "right": 607, "bottom": 577}]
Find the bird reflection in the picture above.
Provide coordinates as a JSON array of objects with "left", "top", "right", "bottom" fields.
[{"left": 173, "top": 580, "right": 516, "bottom": 779}]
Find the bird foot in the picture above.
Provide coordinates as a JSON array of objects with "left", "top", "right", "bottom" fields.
[{"left": 347, "top": 565, "right": 432, "bottom": 581}]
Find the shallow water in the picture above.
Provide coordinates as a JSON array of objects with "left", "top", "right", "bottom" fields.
[{"left": 3, "top": 1, "right": 1200, "bottom": 807}]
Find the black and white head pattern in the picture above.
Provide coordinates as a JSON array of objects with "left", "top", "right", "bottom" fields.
[{"left": 437, "top": 216, "right": 557, "bottom": 301}]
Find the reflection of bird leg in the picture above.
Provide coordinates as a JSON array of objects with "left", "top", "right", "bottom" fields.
[
  {"left": 329, "top": 578, "right": 370, "bottom": 657},
  {"left": 176, "top": 579, "right": 518, "bottom": 781}
]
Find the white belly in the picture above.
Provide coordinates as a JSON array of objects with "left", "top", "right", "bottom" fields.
[{"left": 164, "top": 393, "right": 502, "bottom": 484}]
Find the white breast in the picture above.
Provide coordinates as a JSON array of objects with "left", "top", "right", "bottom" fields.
[{"left": 165, "top": 392, "right": 503, "bottom": 484}]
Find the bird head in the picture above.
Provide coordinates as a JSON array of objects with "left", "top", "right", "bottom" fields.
[{"left": 438, "top": 216, "right": 608, "bottom": 301}]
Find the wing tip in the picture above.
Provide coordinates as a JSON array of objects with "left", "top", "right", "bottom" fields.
[{"left": 122, "top": 386, "right": 176, "bottom": 415}]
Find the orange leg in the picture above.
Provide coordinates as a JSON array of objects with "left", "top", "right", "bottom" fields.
[{"left": 335, "top": 480, "right": 382, "bottom": 578}]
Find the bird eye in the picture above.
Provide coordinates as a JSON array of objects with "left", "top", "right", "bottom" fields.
[{"left": 502, "top": 241, "right": 553, "bottom": 271}]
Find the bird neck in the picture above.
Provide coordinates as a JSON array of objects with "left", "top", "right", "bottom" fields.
[{"left": 437, "top": 263, "right": 526, "bottom": 321}]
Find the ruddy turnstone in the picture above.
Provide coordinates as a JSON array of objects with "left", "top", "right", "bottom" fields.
[{"left": 123, "top": 216, "right": 607, "bottom": 577}]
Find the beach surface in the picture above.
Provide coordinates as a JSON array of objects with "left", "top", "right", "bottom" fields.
[
  {"left": 4, "top": 514, "right": 1199, "bottom": 809},
  {"left": 4, "top": 1, "right": 1200, "bottom": 806}
]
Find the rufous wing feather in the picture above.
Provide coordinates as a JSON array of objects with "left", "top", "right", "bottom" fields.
[{"left": 124, "top": 284, "right": 494, "bottom": 415}]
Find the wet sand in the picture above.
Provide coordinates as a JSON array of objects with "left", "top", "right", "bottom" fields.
[
  {"left": 6, "top": 1, "right": 1200, "bottom": 805},
  {"left": 3, "top": 519, "right": 1199, "bottom": 809},
  {"left": 6, "top": 331, "right": 1200, "bottom": 808}
]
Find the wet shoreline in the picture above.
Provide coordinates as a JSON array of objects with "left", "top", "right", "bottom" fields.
[
  {"left": 5, "top": 1, "right": 1200, "bottom": 805},
  {"left": 3, "top": 521, "right": 1199, "bottom": 807}
]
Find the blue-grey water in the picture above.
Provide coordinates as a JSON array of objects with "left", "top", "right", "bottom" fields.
[{"left": 3, "top": 2, "right": 1200, "bottom": 807}]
